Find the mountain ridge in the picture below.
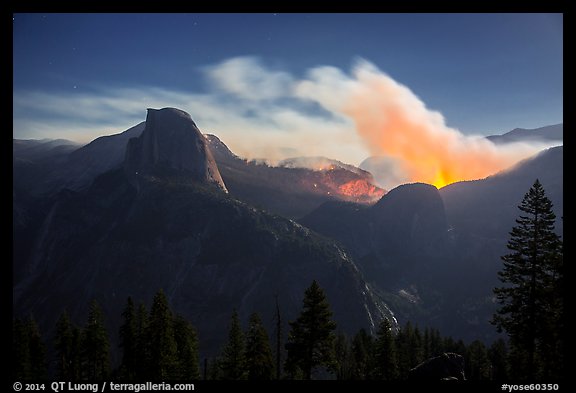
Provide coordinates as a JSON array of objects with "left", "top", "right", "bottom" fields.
[{"left": 13, "top": 108, "right": 395, "bottom": 363}]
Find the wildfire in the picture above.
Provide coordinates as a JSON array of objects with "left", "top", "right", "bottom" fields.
[
  {"left": 297, "top": 59, "right": 547, "bottom": 189},
  {"left": 338, "top": 179, "right": 385, "bottom": 200},
  {"left": 316, "top": 164, "right": 336, "bottom": 171},
  {"left": 431, "top": 168, "right": 461, "bottom": 189}
]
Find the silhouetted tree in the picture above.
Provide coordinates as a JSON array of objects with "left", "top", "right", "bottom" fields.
[
  {"left": 396, "top": 321, "right": 417, "bottom": 379},
  {"left": 334, "top": 333, "right": 353, "bottom": 380},
  {"left": 492, "top": 179, "right": 563, "bottom": 379},
  {"left": 133, "top": 302, "right": 150, "bottom": 379},
  {"left": 173, "top": 314, "right": 201, "bottom": 379},
  {"left": 83, "top": 300, "right": 110, "bottom": 379},
  {"left": 373, "top": 318, "right": 398, "bottom": 380},
  {"left": 245, "top": 312, "right": 274, "bottom": 380},
  {"left": 466, "top": 340, "right": 491, "bottom": 380},
  {"left": 54, "top": 311, "right": 83, "bottom": 380},
  {"left": 220, "top": 310, "right": 247, "bottom": 380},
  {"left": 285, "top": 280, "right": 337, "bottom": 379},
  {"left": 148, "top": 290, "right": 178, "bottom": 379},
  {"left": 13, "top": 317, "right": 47, "bottom": 380},
  {"left": 488, "top": 338, "right": 509, "bottom": 380},
  {"left": 350, "top": 328, "right": 374, "bottom": 380},
  {"left": 119, "top": 297, "right": 137, "bottom": 379}
]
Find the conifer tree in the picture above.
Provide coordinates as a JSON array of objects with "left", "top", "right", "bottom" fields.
[
  {"left": 26, "top": 317, "right": 47, "bottom": 379},
  {"left": 466, "top": 340, "right": 491, "bottom": 380},
  {"left": 334, "top": 333, "right": 352, "bottom": 380},
  {"left": 13, "top": 318, "right": 31, "bottom": 380},
  {"left": 245, "top": 312, "right": 274, "bottom": 380},
  {"left": 373, "top": 318, "right": 398, "bottom": 380},
  {"left": 83, "top": 300, "right": 110, "bottom": 379},
  {"left": 134, "top": 302, "right": 150, "bottom": 379},
  {"left": 148, "top": 290, "right": 179, "bottom": 380},
  {"left": 395, "top": 321, "right": 414, "bottom": 379},
  {"left": 350, "top": 328, "right": 374, "bottom": 380},
  {"left": 13, "top": 317, "right": 47, "bottom": 379},
  {"left": 285, "top": 280, "right": 337, "bottom": 379},
  {"left": 173, "top": 314, "right": 201, "bottom": 380},
  {"left": 488, "top": 338, "right": 509, "bottom": 380},
  {"left": 119, "top": 297, "right": 137, "bottom": 379},
  {"left": 492, "top": 179, "right": 563, "bottom": 379},
  {"left": 220, "top": 310, "right": 247, "bottom": 380}
]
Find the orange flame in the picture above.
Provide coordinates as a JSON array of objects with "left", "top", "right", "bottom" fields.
[{"left": 338, "top": 179, "right": 385, "bottom": 200}]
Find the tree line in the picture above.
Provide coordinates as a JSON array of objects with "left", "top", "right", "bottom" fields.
[
  {"left": 13, "top": 179, "right": 563, "bottom": 381},
  {"left": 13, "top": 283, "right": 510, "bottom": 381}
]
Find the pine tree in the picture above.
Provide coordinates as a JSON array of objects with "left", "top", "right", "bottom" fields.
[
  {"left": 13, "top": 318, "right": 31, "bottom": 380},
  {"left": 410, "top": 325, "right": 424, "bottom": 367},
  {"left": 350, "top": 328, "right": 374, "bottom": 380},
  {"left": 492, "top": 179, "right": 563, "bottom": 379},
  {"left": 83, "top": 300, "right": 110, "bottom": 379},
  {"left": 173, "top": 314, "right": 200, "bottom": 380},
  {"left": 373, "top": 318, "right": 398, "bottom": 380},
  {"left": 428, "top": 328, "right": 443, "bottom": 357},
  {"left": 488, "top": 338, "right": 509, "bottom": 380},
  {"left": 466, "top": 340, "right": 491, "bottom": 380},
  {"left": 55, "top": 311, "right": 75, "bottom": 379},
  {"left": 395, "top": 321, "right": 414, "bottom": 379},
  {"left": 220, "top": 310, "right": 247, "bottom": 380},
  {"left": 148, "top": 290, "right": 179, "bottom": 380},
  {"left": 13, "top": 317, "right": 47, "bottom": 379},
  {"left": 70, "top": 325, "right": 83, "bottom": 380},
  {"left": 26, "top": 317, "right": 47, "bottom": 379},
  {"left": 134, "top": 302, "right": 150, "bottom": 379},
  {"left": 245, "top": 312, "right": 274, "bottom": 380},
  {"left": 422, "top": 327, "right": 432, "bottom": 360},
  {"left": 334, "top": 333, "right": 352, "bottom": 380},
  {"left": 119, "top": 297, "right": 137, "bottom": 379},
  {"left": 274, "top": 295, "right": 283, "bottom": 380},
  {"left": 285, "top": 280, "right": 337, "bottom": 379}
]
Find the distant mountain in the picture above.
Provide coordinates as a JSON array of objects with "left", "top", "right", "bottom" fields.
[
  {"left": 13, "top": 138, "right": 80, "bottom": 160},
  {"left": 57, "top": 122, "right": 146, "bottom": 191},
  {"left": 440, "top": 145, "right": 563, "bottom": 258},
  {"left": 486, "top": 123, "right": 563, "bottom": 144},
  {"left": 13, "top": 108, "right": 394, "bottom": 363},
  {"left": 13, "top": 123, "right": 144, "bottom": 197}
]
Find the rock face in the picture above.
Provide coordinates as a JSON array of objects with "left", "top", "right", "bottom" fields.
[
  {"left": 370, "top": 183, "right": 448, "bottom": 257},
  {"left": 300, "top": 182, "right": 450, "bottom": 271},
  {"left": 125, "top": 108, "right": 226, "bottom": 192},
  {"left": 408, "top": 353, "right": 465, "bottom": 381}
]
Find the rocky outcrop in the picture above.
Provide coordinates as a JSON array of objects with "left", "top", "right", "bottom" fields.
[
  {"left": 124, "top": 108, "right": 226, "bottom": 192},
  {"left": 408, "top": 353, "right": 465, "bottom": 381},
  {"left": 371, "top": 182, "right": 448, "bottom": 257}
]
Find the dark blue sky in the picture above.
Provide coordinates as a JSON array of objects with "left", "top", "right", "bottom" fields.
[{"left": 13, "top": 13, "right": 562, "bottom": 147}]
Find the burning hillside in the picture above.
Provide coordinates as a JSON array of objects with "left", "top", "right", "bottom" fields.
[{"left": 279, "top": 156, "right": 385, "bottom": 203}]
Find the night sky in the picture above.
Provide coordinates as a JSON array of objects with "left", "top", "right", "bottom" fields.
[{"left": 13, "top": 13, "right": 563, "bottom": 165}]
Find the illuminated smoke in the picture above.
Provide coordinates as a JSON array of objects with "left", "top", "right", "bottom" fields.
[{"left": 297, "top": 59, "right": 554, "bottom": 188}]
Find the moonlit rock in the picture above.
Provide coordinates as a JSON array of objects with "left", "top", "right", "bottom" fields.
[{"left": 124, "top": 107, "right": 227, "bottom": 192}]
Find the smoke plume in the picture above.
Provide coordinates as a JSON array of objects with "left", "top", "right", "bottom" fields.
[{"left": 297, "top": 59, "right": 555, "bottom": 188}]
